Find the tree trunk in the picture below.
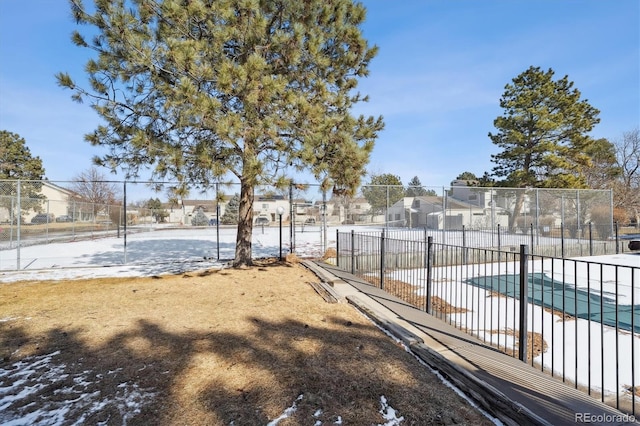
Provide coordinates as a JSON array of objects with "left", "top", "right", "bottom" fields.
[
  {"left": 509, "top": 191, "right": 525, "bottom": 232},
  {"left": 233, "top": 178, "right": 255, "bottom": 267}
]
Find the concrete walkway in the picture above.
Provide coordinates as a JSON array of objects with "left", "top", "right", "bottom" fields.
[{"left": 303, "top": 260, "right": 639, "bottom": 426}]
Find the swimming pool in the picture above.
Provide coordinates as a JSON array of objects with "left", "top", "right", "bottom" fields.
[{"left": 465, "top": 273, "right": 640, "bottom": 333}]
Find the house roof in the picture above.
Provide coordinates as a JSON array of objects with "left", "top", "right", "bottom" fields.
[
  {"left": 413, "top": 195, "right": 477, "bottom": 210},
  {"left": 42, "top": 181, "right": 81, "bottom": 198}
]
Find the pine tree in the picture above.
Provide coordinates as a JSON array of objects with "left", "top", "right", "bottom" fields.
[
  {"left": 0, "top": 131, "right": 45, "bottom": 181},
  {"left": 0, "top": 130, "right": 46, "bottom": 221},
  {"left": 582, "top": 138, "right": 620, "bottom": 189},
  {"left": 221, "top": 194, "right": 240, "bottom": 225},
  {"left": 489, "top": 66, "right": 600, "bottom": 230},
  {"left": 362, "top": 173, "right": 404, "bottom": 216},
  {"left": 191, "top": 207, "right": 209, "bottom": 226},
  {"left": 58, "top": 0, "right": 383, "bottom": 267},
  {"left": 146, "top": 197, "right": 169, "bottom": 223},
  {"left": 453, "top": 172, "right": 479, "bottom": 186},
  {"left": 405, "top": 176, "right": 427, "bottom": 197}
]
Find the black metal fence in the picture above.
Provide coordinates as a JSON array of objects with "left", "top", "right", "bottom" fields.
[
  {"left": 336, "top": 230, "right": 640, "bottom": 416},
  {"left": 346, "top": 222, "right": 637, "bottom": 258}
]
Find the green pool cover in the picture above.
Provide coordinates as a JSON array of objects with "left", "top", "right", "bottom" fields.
[{"left": 465, "top": 273, "right": 640, "bottom": 333}]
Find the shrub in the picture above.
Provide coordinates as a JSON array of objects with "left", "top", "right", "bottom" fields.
[{"left": 191, "top": 208, "right": 209, "bottom": 226}]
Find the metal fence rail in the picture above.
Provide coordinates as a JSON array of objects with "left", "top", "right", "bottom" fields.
[
  {"left": 335, "top": 230, "right": 640, "bottom": 416},
  {"left": 342, "top": 222, "right": 634, "bottom": 258}
]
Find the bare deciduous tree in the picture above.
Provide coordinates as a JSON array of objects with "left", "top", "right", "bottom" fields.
[
  {"left": 71, "top": 167, "right": 121, "bottom": 218},
  {"left": 613, "top": 128, "right": 640, "bottom": 224}
]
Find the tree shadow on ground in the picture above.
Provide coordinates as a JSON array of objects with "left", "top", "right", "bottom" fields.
[
  {"left": 80, "top": 238, "right": 237, "bottom": 265},
  {"left": 0, "top": 311, "right": 493, "bottom": 425}
]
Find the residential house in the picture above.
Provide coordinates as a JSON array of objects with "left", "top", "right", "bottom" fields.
[
  {"left": 166, "top": 195, "right": 293, "bottom": 226},
  {"left": 254, "top": 195, "right": 289, "bottom": 223},
  {"left": 387, "top": 194, "right": 505, "bottom": 230},
  {"left": 0, "top": 181, "right": 103, "bottom": 223},
  {"left": 163, "top": 198, "right": 228, "bottom": 225},
  {"left": 324, "top": 196, "right": 377, "bottom": 224}
]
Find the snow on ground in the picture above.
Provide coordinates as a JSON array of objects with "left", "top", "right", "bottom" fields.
[
  {"left": 0, "top": 354, "right": 406, "bottom": 426},
  {"left": 0, "top": 225, "right": 354, "bottom": 282},
  {"left": 2, "top": 226, "right": 634, "bottom": 421},
  {"left": 0, "top": 225, "right": 435, "bottom": 426},
  {"left": 388, "top": 252, "right": 640, "bottom": 398},
  {"left": 0, "top": 351, "right": 157, "bottom": 426}
]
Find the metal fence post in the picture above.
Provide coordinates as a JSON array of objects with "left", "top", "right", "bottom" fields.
[
  {"left": 350, "top": 230, "right": 355, "bottom": 275},
  {"left": 519, "top": 244, "right": 529, "bottom": 362},
  {"left": 289, "top": 182, "right": 293, "bottom": 253},
  {"left": 45, "top": 199, "right": 50, "bottom": 241},
  {"left": 380, "top": 230, "right": 385, "bottom": 290},
  {"left": 530, "top": 223, "right": 534, "bottom": 254},
  {"left": 336, "top": 229, "right": 340, "bottom": 268},
  {"left": 588, "top": 222, "right": 593, "bottom": 256},
  {"left": 561, "top": 222, "right": 565, "bottom": 258},
  {"left": 123, "top": 181, "right": 127, "bottom": 264},
  {"left": 425, "top": 236, "right": 433, "bottom": 314},
  {"left": 462, "top": 224, "right": 466, "bottom": 247},
  {"left": 462, "top": 225, "right": 467, "bottom": 264},
  {"left": 615, "top": 221, "right": 619, "bottom": 254},
  {"left": 216, "top": 182, "right": 221, "bottom": 260},
  {"left": 423, "top": 227, "right": 428, "bottom": 268},
  {"left": 16, "top": 180, "right": 21, "bottom": 270}
]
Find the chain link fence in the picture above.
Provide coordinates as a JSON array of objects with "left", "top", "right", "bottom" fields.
[
  {"left": 355, "top": 184, "right": 614, "bottom": 232},
  {"left": 0, "top": 179, "right": 623, "bottom": 271}
]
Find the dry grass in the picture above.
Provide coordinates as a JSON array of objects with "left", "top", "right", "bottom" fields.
[
  {"left": 625, "top": 385, "right": 640, "bottom": 397},
  {"left": 0, "top": 259, "right": 493, "bottom": 425},
  {"left": 361, "top": 276, "right": 430, "bottom": 310},
  {"left": 489, "top": 329, "right": 548, "bottom": 361},
  {"left": 360, "top": 274, "right": 549, "bottom": 364},
  {"left": 429, "top": 296, "right": 469, "bottom": 315}
]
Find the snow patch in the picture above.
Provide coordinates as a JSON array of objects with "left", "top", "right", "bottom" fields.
[
  {"left": 0, "top": 351, "right": 156, "bottom": 426},
  {"left": 266, "top": 394, "right": 304, "bottom": 425},
  {"left": 378, "top": 395, "right": 404, "bottom": 426}
]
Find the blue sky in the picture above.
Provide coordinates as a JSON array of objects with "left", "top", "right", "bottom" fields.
[{"left": 1, "top": 0, "right": 638, "bottom": 190}]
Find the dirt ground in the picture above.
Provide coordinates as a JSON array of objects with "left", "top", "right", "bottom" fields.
[{"left": 0, "top": 258, "right": 494, "bottom": 425}]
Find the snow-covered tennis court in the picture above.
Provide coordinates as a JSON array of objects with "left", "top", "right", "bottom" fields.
[{"left": 0, "top": 225, "right": 332, "bottom": 281}]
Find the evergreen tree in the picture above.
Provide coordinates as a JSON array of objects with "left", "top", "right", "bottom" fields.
[
  {"left": 453, "top": 172, "right": 478, "bottom": 185},
  {"left": 490, "top": 66, "right": 600, "bottom": 189},
  {"left": 191, "top": 207, "right": 209, "bottom": 226},
  {"left": 58, "top": 0, "right": 383, "bottom": 267},
  {"left": 221, "top": 194, "right": 240, "bottom": 225},
  {"left": 362, "top": 173, "right": 403, "bottom": 216},
  {"left": 489, "top": 66, "right": 600, "bottom": 230},
  {"left": 146, "top": 197, "right": 169, "bottom": 223},
  {"left": 0, "top": 131, "right": 45, "bottom": 181},
  {"left": 477, "top": 172, "right": 496, "bottom": 187},
  {"left": 0, "top": 130, "right": 46, "bottom": 221},
  {"left": 405, "top": 176, "right": 428, "bottom": 197},
  {"left": 582, "top": 138, "right": 621, "bottom": 189}
]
